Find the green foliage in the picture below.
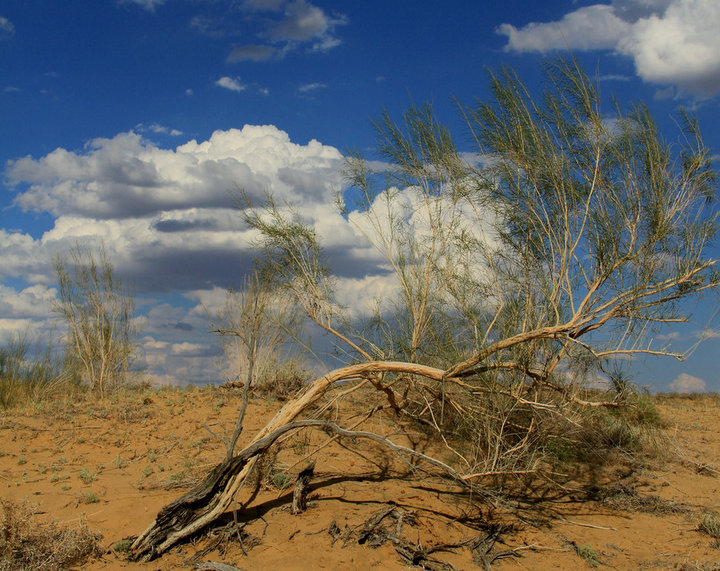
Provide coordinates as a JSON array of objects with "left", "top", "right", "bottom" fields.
[
  {"left": 78, "top": 468, "right": 98, "bottom": 485},
  {"left": 112, "top": 539, "right": 132, "bottom": 554},
  {"left": 575, "top": 542, "right": 600, "bottom": 567},
  {"left": 80, "top": 493, "right": 99, "bottom": 504},
  {"left": 269, "top": 467, "right": 292, "bottom": 490}
]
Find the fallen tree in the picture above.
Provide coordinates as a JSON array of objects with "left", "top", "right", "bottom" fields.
[{"left": 130, "top": 57, "right": 718, "bottom": 561}]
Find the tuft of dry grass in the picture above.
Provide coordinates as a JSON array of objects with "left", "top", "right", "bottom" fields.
[{"left": 0, "top": 499, "right": 102, "bottom": 571}]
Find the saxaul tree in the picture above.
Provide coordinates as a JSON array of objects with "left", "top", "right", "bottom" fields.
[
  {"left": 131, "top": 58, "right": 718, "bottom": 559},
  {"left": 54, "top": 244, "right": 138, "bottom": 398}
]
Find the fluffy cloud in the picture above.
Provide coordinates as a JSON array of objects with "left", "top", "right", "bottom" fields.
[
  {"left": 6, "top": 125, "right": 343, "bottom": 219},
  {"left": 0, "top": 285, "right": 57, "bottom": 318},
  {"left": 498, "top": 5, "right": 629, "bottom": 53},
  {"left": 499, "top": 0, "right": 720, "bottom": 96},
  {"left": 137, "top": 123, "right": 183, "bottom": 137},
  {"left": 0, "top": 284, "right": 59, "bottom": 344},
  {"left": 267, "top": 0, "right": 332, "bottom": 42},
  {"left": 1, "top": 124, "right": 378, "bottom": 300},
  {"left": 669, "top": 372, "right": 707, "bottom": 393}
]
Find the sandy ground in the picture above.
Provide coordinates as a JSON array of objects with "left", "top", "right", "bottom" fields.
[{"left": 1, "top": 387, "right": 720, "bottom": 570}]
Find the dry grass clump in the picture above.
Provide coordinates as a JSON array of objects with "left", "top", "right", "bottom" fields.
[
  {"left": 251, "top": 362, "right": 309, "bottom": 400},
  {"left": 0, "top": 499, "right": 102, "bottom": 571},
  {"left": 0, "top": 336, "right": 85, "bottom": 410},
  {"left": 698, "top": 512, "right": 720, "bottom": 547}
]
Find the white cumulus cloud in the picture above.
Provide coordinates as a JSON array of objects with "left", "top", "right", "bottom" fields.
[
  {"left": 669, "top": 372, "right": 707, "bottom": 393},
  {"left": 499, "top": 0, "right": 720, "bottom": 97}
]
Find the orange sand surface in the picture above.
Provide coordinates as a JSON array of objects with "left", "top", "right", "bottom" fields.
[{"left": 2, "top": 388, "right": 719, "bottom": 570}]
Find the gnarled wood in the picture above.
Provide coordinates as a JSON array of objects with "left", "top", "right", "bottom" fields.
[{"left": 131, "top": 361, "right": 445, "bottom": 559}]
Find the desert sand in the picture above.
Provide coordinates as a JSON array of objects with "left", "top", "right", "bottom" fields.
[{"left": 2, "top": 387, "right": 719, "bottom": 570}]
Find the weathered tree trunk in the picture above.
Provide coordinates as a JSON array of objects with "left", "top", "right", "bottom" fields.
[
  {"left": 131, "top": 361, "right": 445, "bottom": 560},
  {"left": 291, "top": 462, "right": 315, "bottom": 515}
]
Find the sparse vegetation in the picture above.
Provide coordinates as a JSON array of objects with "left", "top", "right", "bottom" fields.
[{"left": 80, "top": 492, "right": 99, "bottom": 504}]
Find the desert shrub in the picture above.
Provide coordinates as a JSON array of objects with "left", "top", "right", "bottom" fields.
[
  {"left": 0, "top": 499, "right": 101, "bottom": 571},
  {"left": 54, "top": 244, "right": 138, "bottom": 397}
]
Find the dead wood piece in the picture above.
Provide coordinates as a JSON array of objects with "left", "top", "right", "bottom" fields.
[
  {"left": 131, "top": 421, "right": 313, "bottom": 559},
  {"left": 470, "top": 524, "right": 521, "bottom": 570},
  {"left": 356, "top": 506, "right": 397, "bottom": 545},
  {"left": 328, "top": 520, "right": 342, "bottom": 546},
  {"left": 392, "top": 542, "right": 458, "bottom": 571},
  {"left": 291, "top": 462, "right": 315, "bottom": 515}
]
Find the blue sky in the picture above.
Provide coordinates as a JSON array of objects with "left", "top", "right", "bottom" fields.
[{"left": 1, "top": 0, "right": 719, "bottom": 391}]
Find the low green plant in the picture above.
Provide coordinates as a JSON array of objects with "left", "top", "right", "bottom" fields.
[
  {"left": 113, "top": 456, "right": 129, "bottom": 469},
  {"left": 112, "top": 539, "right": 132, "bottom": 553},
  {"left": 575, "top": 542, "right": 599, "bottom": 567},
  {"left": 78, "top": 468, "right": 97, "bottom": 484},
  {"left": 269, "top": 466, "right": 292, "bottom": 490},
  {"left": 80, "top": 493, "right": 99, "bottom": 504}
]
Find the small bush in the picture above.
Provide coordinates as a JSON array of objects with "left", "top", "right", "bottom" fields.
[
  {"left": 271, "top": 469, "right": 292, "bottom": 490},
  {"left": 80, "top": 493, "right": 99, "bottom": 504},
  {"left": 575, "top": 542, "right": 599, "bottom": 567},
  {"left": 112, "top": 539, "right": 132, "bottom": 553},
  {"left": 79, "top": 468, "right": 98, "bottom": 484},
  {"left": 0, "top": 499, "right": 101, "bottom": 570}
]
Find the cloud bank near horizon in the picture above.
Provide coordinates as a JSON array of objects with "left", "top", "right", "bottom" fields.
[
  {"left": 1, "top": 121, "right": 716, "bottom": 389},
  {"left": 0, "top": 124, "right": 393, "bottom": 384}
]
